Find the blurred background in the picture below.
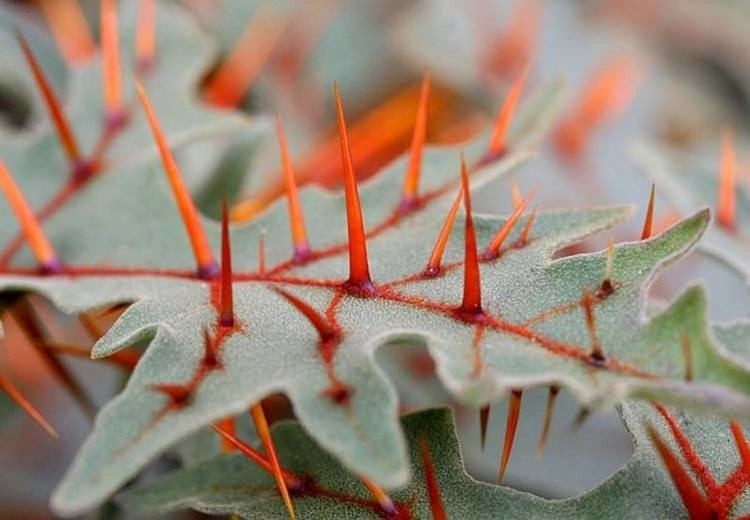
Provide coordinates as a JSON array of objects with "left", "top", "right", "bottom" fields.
[{"left": 1, "top": 0, "right": 749, "bottom": 517}]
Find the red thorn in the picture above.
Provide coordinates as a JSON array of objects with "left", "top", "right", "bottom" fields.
[
  {"left": 730, "top": 421, "right": 750, "bottom": 478},
  {"left": 39, "top": 0, "right": 96, "bottom": 65},
  {"left": 0, "top": 162, "right": 61, "bottom": 273},
  {"left": 250, "top": 404, "right": 296, "bottom": 520},
  {"left": 211, "top": 423, "right": 301, "bottom": 489},
  {"left": 424, "top": 185, "right": 463, "bottom": 277},
  {"left": 136, "top": 82, "right": 217, "bottom": 279},
  {"left": 100, "top": 0, "right": 124, "bottom": 120},
  {"left": 483, "top": 189, "right": 536, "bottom": 259},
  {"left": 718, "top": 128, "right": 736, "bottom": 232},
  {"left": 220, "top": 201, "right": 234, "bottom": 327},
  {"left": 201, "top": 329, "right": 220, "bottom": 370},
  {"left": 581, "top": 289, "right": 604, "bottom": 363},
  {"left": 645, "top": 425, "right": 713, "bottom": 519},
  {"left": 16, "top": 31, "right": 82, "bottom": 167},
  {"left": 271, "top": 287, "right": 337, "bottom": 343},
  {"left": 498, "top": 389, "right": 523, "bottom": 482},
  {"left": 457, "top": 155, "right": 483, "bottom": 317},
  {"left": 419, "top": 436, "right": 447, "bottom": 520},
  {"left": 0, "top": 372, "right": 58, "bottom": 438},
  {"left": 203, "top": 6, "right": 286, "bottom": 108},
  {"left": 401, "top": 71, "right": 431, "bottom": 209},
  {"left": 488, "top": 66, "right": 528, "bottom": 157},
  {"left": 641, "top": 183, "right": 655, "bottom": 240},
  {"left": 334, "top": 83, "right": 375, "bottom": 296},
  {"left": 362, "top": 478, "right": 397, "bottom": 516},
  {"left": 518, "top": 207, "right": 537, "bottom": 246},
  {"left": 536, "top": 385, "right": 559, "bottom": 459},
  {"left": 479, "top": 404, "right": 491, "bottom": 450},
  {"left": 135, "top": 0, "right": 157, "bottom": 73},
  {"left": 276, "top": 117, "right": 310, "bottom": 261}
]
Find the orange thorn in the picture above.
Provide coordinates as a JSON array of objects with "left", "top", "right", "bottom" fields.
[
  {"left": 135, "top": 0, "right": 157, "bottom": 73},
  {"left": 458, "top": 155, "right": 483, "bottom": 316},
  {"left": 216, "top": 417, "right": 237, "bottom": 452},
  {"left": 211, "top": 422, "right": 300, "bottom": 488},
  {"left": 479, "top": 404, "right": 491, "bottom": 450},
  {"left": 362, "top": 478, "right": 397, "bottom": 516},
  {"left": 730, "top": 421, "right": 750, "bottom": 478},
  {"left": 258, "top": 230, "right": 267, "bottom": 275},
  {"left": 44, "top": 341, "right": 139, "bottom": 370},
  {"left": 401, "top": 71, "right": 431, "bottom": 209},
  {"left": 483, "top": 190, "right": 536, "bottom": 259},
  {"left": 419, "top": 436, "right": 447, "bottom": 520},
  {"left": 136, "top": 82, "right": 217, "bottom": 278},
  {"left": 498, "top": 389, "right": 523, "bottom": 482},
  {"left": 250, "top": 403, "right": 296, "bottom": 520},
  {"left": 100, "top": 0, "right": 124, "bottom": 121},
  {"left": 718, "top": 129, "right": 736, "bottom": 232},
  {"left": 39, "top": 0, "right": 95, "bottom": 66},
  {"left": 335, "top": 83, "right": 374, "bottom": 296},
  {"left": 646, "top": 425, "right": 713, "bottom": 519},
  {"left": 16, "top": 31, "right": 81, "bottom": 167},
  {"left": 641, "top": 183, "right": 655, "bottom": 240},
  {"left": 0, "top": 372, "right": 58, "bottom": 438},
  {"left": 203, "top": 6, "right": 286, "bottom": 108},
  {"left": 518, "top": 207, "right": 537, "bottom": 246},
  {"left": 581, "top": 289, "right": 604, "bottom": 363},
  {"left": 424, "top": 184, "right": 463, "bottom": 277},
  {"left": 488, "top": 66, "right": 528, "bottom": 157},
  {"left": 510, "top": 178, "right": 523, "bottom": 209},
  {"left": 0, "top": 162, "right": 61, "bottom": 273},
  {"left": 276, "top": 117, "right": 310, "bottom": 261},
  {"left": 272, "top": 287, "right": 337, "bottom": 342},
  {"left": 681, "top": 336, "right": 693, "bottom": 382},
  {"left": 536, "top": 385, "right": 559, "bottom": 459},
  {"left": 220, "top": 201, "right": 234, "bottom": 327}
]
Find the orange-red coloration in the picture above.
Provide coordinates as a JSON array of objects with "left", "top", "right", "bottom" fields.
[
  {"left": 731, "top": 421, "right": 750, "bottom": 479},
  {"left": 511, "top": 179, "right": 523, "bottom": 209},
  {"left": 717, "top": 129, "right": 736, "bottom": 231},
  {"left": 483, "top": 190, "right": 535, "bottom": 259},
  {"left": 259, "top": 231, "right": 267, "bottom": 275},
  {"left": 250, "top": 403, "right": 296, "bottom": 519},
  {"left": 401, "top": 71, "right": 431, "bottom": 209},
  {"left": 362, "top": 478, "right": 397, "bottom": 516},
  {"left": 220, "top": 201, "right": 234, "bottom": 327},
  {"left": 581, "top": 289, "right": 604, "bottom": 363},
  {"left": 0, "top": 162, "right": 61, "bottom": 273},
  {"left": 498, "top": 389, "right": 523, "bottom": 482},
  {"left": 335, "top": 84, "right": 375, "bottom": 296},
  {"left": 479, "top": 404, "right": 491, "bottom": 450},
  {"left": 518, "top": 207, "right": 537, "bottom": 246},
  {"left": 39, "top": 0, "right": 95, "bottom": 65},
  {"left": 276, "top": 117, "right": 311, "bottom": 261},
  {"left": 424, "top": 185, "right": 463, "bottom": 277},
  {"left": 419, "top": 436, "right": 447, "bottom": 520},
  {"left": 646, "top": 425, "right": 712, "bottom": 519},
  {"left": 216, "top": 417, "right": 237, "bottom": 452},
  {"left": 101, "top": 0, "right": 123, "bottom": 119},
  {"left": 480, "top": 0, "right": 539, "bottom": 81},
  {"left": 16, "top": 31, "right": 81, "bottom": 166},
  {"left": 272, "top": 287, "right": 337, "bottom": 343},
  {"left": 487, "top": 66, "right": 528, "bottom": 157},
  {"left": 136, "top": 0, "right": 157, "bottom": 73},
  {"left": 136, "top": 82, "right": 217, "bottom": 278},
  {"left": 44, "top": 341, "right": 139, "bottom": 370},
  {"left": 641, "top": 184, "right": 656, "bottom": 240},
  {"left": 458, "top": 156, "right": 483, "bottom": 317},
  {"left": 536, "top": 385, "right": 559, "bottom": 459},
  {"left": 0, "top": 372, "right": 58, "bottom": 437},
  {"left": 203, "top": 5, "right": 286, "bottom": 108}
]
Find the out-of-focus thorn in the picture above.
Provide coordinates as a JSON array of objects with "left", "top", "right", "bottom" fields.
[
  {"left": 510, "top": 178, "right": 523, "bottom": 209},
  {"left": 401, "top": 71, "right": 431, "bottom": 210},
  {"left": 641, "top": 183, "right": 655, "bottom": 240},
  {"left": 203, "top": 5, "right": 286, "bottom": 108},
  {"left": 136, "top": 0, "right": 157, "bottom": 74},
  {"left": 250, "top": 403, "right": 296, "bottom": 520},
  {"left": 717, "top": 128, "right": 736, "bottom": 232},
  {"left": 480, "top": 0, "right": 539, "bottom": 81},
  {"left": 646, "top": 424, "right": 713, "bottom": 519},
  {"left": 681, "top": 335, "right": 693, "bottom": 382},
  {"left": 424, "top": 184, "right": 463, "bottom": 277},
  {"left": 0, "top": 372, "right": 58, "bottom": 437},
  {"left": 458, "top": 155, "right": 483, "bottom": 316},
  {"left": 220, "top": 201, "right": 234, "bottom": 328},
  {"left": 216, "top": 417, "right": 237, "bottom": 452},
  {"left": 487, "top": 66, "right": 528, "bottom": 157},
  {"left": 536, "top": 385, "right": 559, "bottom": 459},
  {"left": 136, "top": 82, "right": 218, "bottom": 279},
  {"left": 258, "top": 229, "right": 267, "bottom": 275},
  {"left": 362, "top": 478, "right": 397, "bottom": 516},
  {"left": 276, "top": 117, "right": 310, "bottom": 262},
  {"left": 0, "top": 161, "right": 61, "bottom": 273},
  {"left": 16, "top": 31, "right": 81, "bottom": 167},
  {"left": 479, "top": 404, "right": 491, "bottom": 450},
  {"left": 334, "top": 83, "right": 375, "bottom": 296},
  {"left": 498, "top": 389, "right": 522, "bottom": 482},
  {"left": 39, "top": 0, "right": 95, "bottom": 65},
  {"left": 419, "top": 436, "right": 447, "bottom": 520},
  {"left": 100, "top": 0, "right": 124, "bottom": 121},
  {"left": 44, "top": 341, "right": 140, "bottom": 370},
  {"left": 483, "top": 189, "right": 535, "bottom": 259},
  {"left": 518, "top": 207, "right": 537, "bottom": 246}
]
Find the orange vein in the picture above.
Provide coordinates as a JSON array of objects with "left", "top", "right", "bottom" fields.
[
  {"left": 136, "top": 82, "right": 217, "bottom": 278},
  {"left": 276, "top": 117, "right": 310, "bottom": 260},
  {"left": 424, "top": 184, "right": 463, "bottom": 276},
  {"left": 402, "top": 71, "right": 431, "bottom": 205}
]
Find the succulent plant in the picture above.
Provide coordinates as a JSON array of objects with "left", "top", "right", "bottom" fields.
[{"left": 2, "top": 1, "right": 750, "bottom": 519}]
